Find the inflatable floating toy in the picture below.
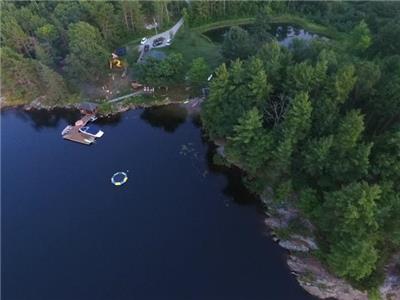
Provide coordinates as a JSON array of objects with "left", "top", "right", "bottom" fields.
[{"left": 111, "top": 172, "right": 128, "bottom": 186}]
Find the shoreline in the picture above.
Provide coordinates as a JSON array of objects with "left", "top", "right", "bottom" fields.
[
  {"left": 0, "top": 97, "right": 186, "bottom": 117},
  {"left": 3, "top": 99, "right": 398, "bottom": 300},
  {"left": 211, "top": 136, "right": 398, "bottom": 299}
]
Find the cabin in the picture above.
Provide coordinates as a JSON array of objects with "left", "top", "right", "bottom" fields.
[
  {"left": 79, "top": 102, "right": 98, "bottom": 115},
  {"left": 131, "top": 80, "right": 143, "bottom": 90}
]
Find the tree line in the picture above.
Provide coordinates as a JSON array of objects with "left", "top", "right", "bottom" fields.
[
  {"left": 0, "top": 1, "right": 182, "bottom": 105},
  {"left": 202, "top": 2, "right": 400, "bottom": 291},
  {"left": 1, "top": 0, "right": 399, "bottom": 294}
]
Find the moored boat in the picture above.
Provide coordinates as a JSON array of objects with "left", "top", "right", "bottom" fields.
[
  {"left": 79, "top": 125, "right": 104, "bottom": 138},
  {"left": 61, "top": 125, "right": 72, "bottom": 136}
]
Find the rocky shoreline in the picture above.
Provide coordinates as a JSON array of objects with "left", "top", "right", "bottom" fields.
[
  {"left": 262, "top": 191, "right": 369, "bottom": 300},
  {"left": 215, "top": 144, "right": 399, "bottom": 300},
  {"left": 0, "top": 96, "right": 185, "bottom": 116},
  {"left": 3, "top": 98, "right": 399, "bottom": 300}
]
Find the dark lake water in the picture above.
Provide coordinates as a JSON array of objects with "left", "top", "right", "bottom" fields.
[
  {"left": 2, "top": 105, "right": 315, "bottom": 300},
  {"left": 203, "top": 23, "right": 318, "bottom": 46}
]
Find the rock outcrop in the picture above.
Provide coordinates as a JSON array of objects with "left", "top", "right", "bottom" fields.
[
  {"left": 288, "top": 255, "right": 368, "bottom": 300},
  {"left": 260, "top": 189, "right": 370, "bottom": 299},
  {"left": 380, "top": 253, "right": 400, "bottom": 300}
]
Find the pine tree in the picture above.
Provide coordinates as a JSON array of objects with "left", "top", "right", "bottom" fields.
[
  {"left": 1, "top": 47, "right": 41, "bottom": 102},
  {"left": 66, "top": 22, "right": 108, "bottom": 82},
  {"left": 347, "top": 20, "right": 372, "bottom": 55},
  {"left": 321, "top": 182, "right": 380, "bottom": 281},
  {"left": 36, "top": 63, "right": 69, "bottom": 104},
  {"left": 222, "top": 26, "right": 253, "bottom": 61},
  {"left": 247, "top": 57, "right": 271, "bottom": 107},
  {"left": 227, "top": 108, "right": 273, "bottom": 173},
  {"left": 186, "top": 57, "right": 210, "bottom": 89}
]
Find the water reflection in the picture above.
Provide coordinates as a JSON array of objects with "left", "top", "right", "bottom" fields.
[
  {"left": 275, "top": 25, "right": 317, "bottom": 47},
  {"left": 203, "top": 23, "right": 318, "bottom": 47},
  {"left": 140, "top": 105, "right": 188, "bottom": 133},
  {"left": 205, "top": 143, "right": 258, "bottom": 206},
  {"left": 6, "top": 108, "right": 81, "bottom": 130},
  {"left": 2, "top": 104, "right": 315, "bottom": 300},
  {"left": 95, "top": 113, "right": 123, "bottom": 127},
  {"left": 191, "top": 112, "right": 202, "bottom": 128}
]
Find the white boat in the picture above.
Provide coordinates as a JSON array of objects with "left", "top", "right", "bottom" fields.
[
  {"left": 79, "top": 126, "right": 104, "bottom": 138},
  {"left": 61, "top": 125, "right": 72, "bottom": 136}
]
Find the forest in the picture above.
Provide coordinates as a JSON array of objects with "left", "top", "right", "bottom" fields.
[
  {"left": 1, "top": 0, "right": 186, "bottom": 104},
  {"left": 202, "top": 0, "right": 400, "bottom": 293},
  {"left": 1, "top": 0, "right": 400, "bottom": 295}
]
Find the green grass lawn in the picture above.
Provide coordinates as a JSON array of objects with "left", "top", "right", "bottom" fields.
[{"left": 159, "top": 29, "right": 223, "bottom": 68}]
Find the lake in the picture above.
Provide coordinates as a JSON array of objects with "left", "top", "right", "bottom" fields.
[{"left": 2, "top": 105, "right": 315, "bottom": 300}]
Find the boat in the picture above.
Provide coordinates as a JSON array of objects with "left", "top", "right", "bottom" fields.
[
  {"left": 61, "top": 125, "right": 72, "bottom": 136},
  {"left": 83, "top": 137, "right": 95, "bottom": 144},
  {"left": 79, "top": 125, "right": 104, "bottom": 138}
]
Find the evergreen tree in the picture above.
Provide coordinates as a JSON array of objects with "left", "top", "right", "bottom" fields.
[
  {"left": 36, "top": 62, "right": 69, "bottom": 104},
  {"left": 247, "top": 57, "right": 271, "bottom": 106},
  {"left": 0, "top": 47, "right": 41, "bottom": 102},
  {"left": 347, "top": 20, "right": 372, "bottom": 55},
  {"left": 222, "top": 26, "right": 253, "bottom": 61},
  {"left": 273, "top": 92, "right": 312, "bottom": 173},
  {"left": 257, "top": 41, "right": 291, "bottom": 88},
  {"left": 139, "top": 53, "right": 184, "bottom": 86},
  {"left": 227, "top": 108, "right": 273, "bottom": 173},
  {"left": 201, "top": 63, "right": 231, "bottom": 139},
  {"left": 321, "top": 182, "right": 380, "bottom": 281},
  {"left": 186, "top": 57, "right": 210, "bottom": 89},
  {"left": 1, "top": 12, "right": 33, "bottom": 56},
  {"left": 250, "top": 6, "right": 273, "bottom": 45},
  {"left": 53, "top": 2, "right": 86, "bottom": 28},
  {"left": 66, "top": 21, "right": 108, "bottom": 82},
  {"left": 120, "top": 0, "right": 144, "bottom": 34}
]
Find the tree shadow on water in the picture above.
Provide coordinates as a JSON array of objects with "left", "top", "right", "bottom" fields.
[
  {"left": 15, "top": 108, "right": 81, "bottom": 131},
  {"left": 140, "top": 105, "right": 187, "bottom": 133},
  {"left": 205, "top": 142, "right": 258, "bottom": 206},
  {"left": 95, "top": 113, "right": 123, "bottom": 127}
]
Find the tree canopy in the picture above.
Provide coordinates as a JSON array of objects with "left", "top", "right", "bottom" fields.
[{"left": 201, "top": 3, "right": 400, "bottom": 288}]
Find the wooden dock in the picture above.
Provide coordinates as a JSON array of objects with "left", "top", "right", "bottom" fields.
[{"left": 62, "top": 114, "right": 97, "bottom": 145}]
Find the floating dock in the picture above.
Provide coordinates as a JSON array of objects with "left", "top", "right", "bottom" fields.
[{"left": 61, "top": 114, "right": 100, "bottom": 145}]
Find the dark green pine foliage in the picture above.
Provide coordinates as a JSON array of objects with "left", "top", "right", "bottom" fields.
[
  {"left": 202, "top": 58, "right": 270, "bottom": 140},
  {"left": 222, "top": 26, "right": 254, "bottom": 61},
  {"left": 202, "top": 9, "right": 400, "bottom": 286},
  {"left": 226, "top": 108, "right": 273, "bottom": 174},
  {"left": 138, "top": 53, "right": 185, "bottom": 87},
  {"left": 187, "top": 57, "right": 211, "bottom": 90},
  {"left": 320, "top": 182, "right": 380, "bottom": 281},
  {"left": 66, "top": 21, "right": 109, "bottom": 83}
]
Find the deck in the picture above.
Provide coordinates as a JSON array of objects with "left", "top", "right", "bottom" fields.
[{"left": 62, "top": 114, "right": 97, "bottom": 145}]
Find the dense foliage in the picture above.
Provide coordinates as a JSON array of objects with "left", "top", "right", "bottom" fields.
[
  {"left": 1, "top": 0, "right": 399, "bottom": 292},
  {"left": 0, "top": 0, "right": 181, "bottom": 104},
  {"left": 202, "top": 2, "right": 400, "bottom": 289},
  {"left": 138, "top": 53, "right": 184, "bottom": 86}
]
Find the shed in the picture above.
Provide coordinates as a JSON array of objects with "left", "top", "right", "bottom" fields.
[
  {"left": 79, "top": 102, "right": 98, "bottom": 114},
  {"left": 115, "top": 47, "right": 127, "bottom": 57}
]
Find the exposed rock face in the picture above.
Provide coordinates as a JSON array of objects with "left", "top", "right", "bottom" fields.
[
  {"left": 288, "top": 255, "right": 368, "bottom": 300},
  {"left": 279, "top": 235, "right": 318, "bottom": 252},
  {"left": 260, "top": 189, "right": 371, "bottom": 300},
  {"left": 259, "top": 185, "right": 400, "bottom": 300},
  {"left": 265, "top": 216, "right": 289, "bottom": 230},
  {"left": 279, "top": 240, "right": 310, "bottom": 252},
  {"left": 380, "top": 253, "right": 400, "bottom": 300},
  {"left": 216, "top": 145, "right": 225, "bottom": 158}
]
